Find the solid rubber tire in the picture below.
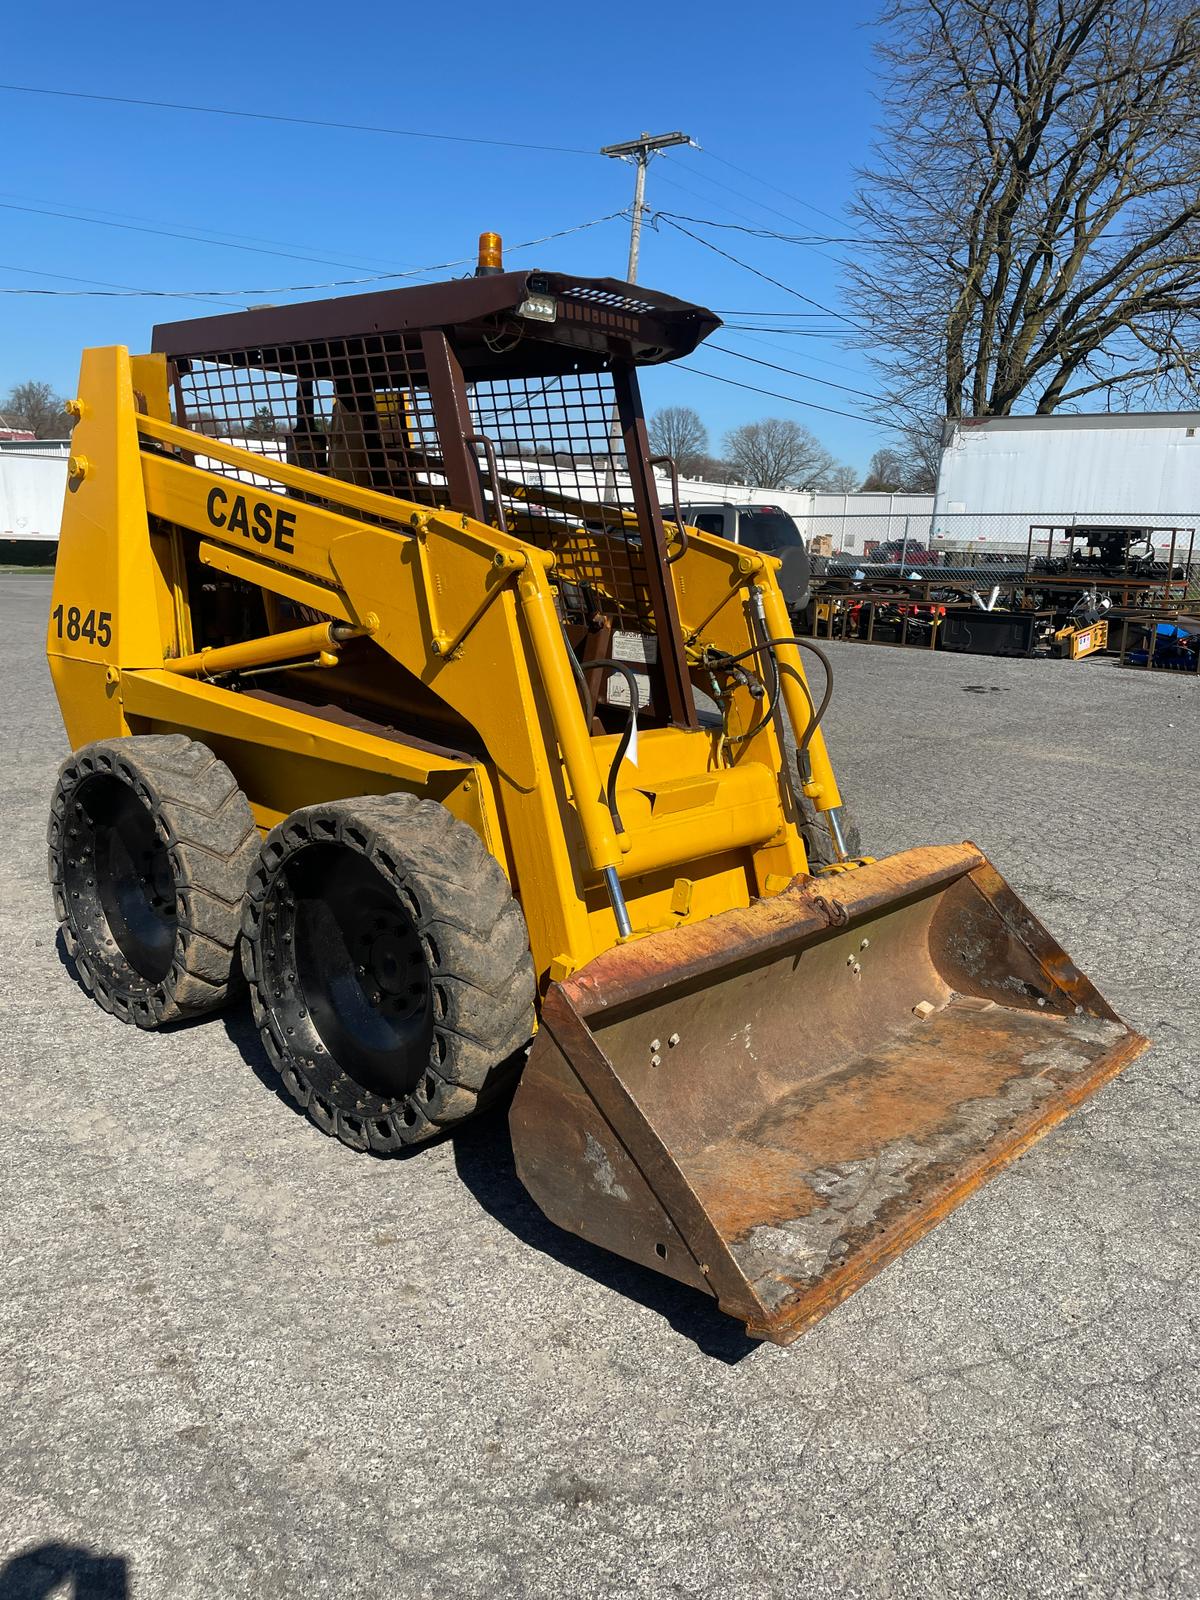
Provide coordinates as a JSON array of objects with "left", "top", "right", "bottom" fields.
[
  {"left": 48, "top": 735, "right": 258, "bottom": 1027},
  {"left": 242, "top": 792, "right": 536, "bottom": 1153}
]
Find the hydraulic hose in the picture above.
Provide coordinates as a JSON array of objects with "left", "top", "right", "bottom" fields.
[
  {"left": 707, "top": 635, "right": 832, "bottom": 759},
  {"left": 726, "top": 643, "right": 780, "bottom": 747},
  {"left": 561, "top": 629, "right": 642, "bottom": 835},
  {"left": 578, "top": 658, "right": 641, "bottom": 834}
]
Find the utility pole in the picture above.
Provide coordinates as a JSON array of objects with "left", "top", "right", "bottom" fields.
[{"left": 600, "top": 131, "right": 693, "bottom": 283}]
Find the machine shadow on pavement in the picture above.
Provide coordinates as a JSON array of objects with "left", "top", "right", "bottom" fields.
[
  {"left": 451, "top": 1104, "right": 761, "bottom": 1365},
  {"left": 220, "top": 1001, "right": 300, "bottom": 1119},
  {"left": 0, "top": 1542, "right": 129, "bottom": 1599},
  {"left": 216, "top": 998, "right": 758, "bottom": 1363}
]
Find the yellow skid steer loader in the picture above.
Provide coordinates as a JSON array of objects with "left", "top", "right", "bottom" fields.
[{"left": 46, "top": 236, "right": 1145, "bottom": 1343}]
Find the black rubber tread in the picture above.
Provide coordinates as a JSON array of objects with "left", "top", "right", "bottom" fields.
[
  {"left": 242, "top": 792, "right": 536, "bottom": 1153},
  {"left": 48, "top": 735, "right": 258, "bottom": 1028},
  {"left": 796, "top": 792, "right": 863, "bottom": 870}
]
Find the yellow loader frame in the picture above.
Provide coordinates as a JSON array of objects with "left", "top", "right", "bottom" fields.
[{"left": 51, "top": 345, "right": 842, "bottom": 987}]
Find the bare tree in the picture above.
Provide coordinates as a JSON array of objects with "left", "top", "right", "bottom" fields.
[
  {"left": 827, "top": 463, "right": 862, "bottom": 493},
  {"left": 847, "top": 0, "right": 1200, "bottom": 420},
  {"left": 860, "top": 441, "right": 939, "bottom": 491},
  {"left": 896, "top": 417, "right": 942, "bottom": 490},
  {"left": 4, "top": 380, "right": 71, "bottom": 439},
  {"left": 723, "top": 418, "right": 836, "bottom": 489},
  {"left": 647, "top": 406, "right": 710, "bottom": 473},
  {"left": 860, "top": 448, "right": 910, "bottom": 491},
  {"left": 185, "top": 410, "right": 222, "bottom": 437},
  {"left": 687, "top": 453, "right": 737, "bottom": 483}
]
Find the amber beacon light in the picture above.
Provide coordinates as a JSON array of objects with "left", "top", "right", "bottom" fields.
[{"left": 476, "top": 231, "right": 504, "bottom": 275}]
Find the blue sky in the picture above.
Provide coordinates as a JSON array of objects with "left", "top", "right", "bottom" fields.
[{"left": 0, "top": 0, "right": 885, "bottom": 471}]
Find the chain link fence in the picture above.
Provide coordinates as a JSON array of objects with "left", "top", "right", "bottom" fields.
[
  {"left": 804, "top": 508, "right": 1198, "bottom": 568},
  {"left": 803, "top": 509, "right": 1200, "bottom": 654}
]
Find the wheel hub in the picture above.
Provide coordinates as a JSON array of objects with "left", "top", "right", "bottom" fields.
[
  {"left": 269, "top": 843, "right": 435, "bottom": 1109},
  {"left": 368, "top": 929, "right": 410, "bottom": 995},
  {"left": 64, "top": 772, "right": 178, "bottom": 985}
]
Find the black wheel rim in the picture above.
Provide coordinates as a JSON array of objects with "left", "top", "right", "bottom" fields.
[
  {"left": 264, "top": 843, "right": 433, "bottom": 1110},
  {"left": 63, "top": 774, "right": 177, "bottom": 985}
]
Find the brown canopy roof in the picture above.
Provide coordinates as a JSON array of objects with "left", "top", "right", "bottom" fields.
[{"left": 152, "top": 270, "right": 721, "bottom": 381}]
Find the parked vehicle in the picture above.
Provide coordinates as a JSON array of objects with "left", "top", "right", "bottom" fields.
[
  {"left": 677, "top": 502, "right": 813, "bottom": 619},
  {"left": 867, "top": 539, "right": 938, "bottom": 565}
]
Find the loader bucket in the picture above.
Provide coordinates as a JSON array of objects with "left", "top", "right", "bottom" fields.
[{"left": 510, "top": 844, "right": 1146, "bottom": 1344}]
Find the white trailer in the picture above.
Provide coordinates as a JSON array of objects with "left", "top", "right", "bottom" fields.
[
  {"left": 936, "top": 411, "right": 1200, "bottom": 521},
  {"left": 0, "top": 447, "right": 69, "bottom": 550}
]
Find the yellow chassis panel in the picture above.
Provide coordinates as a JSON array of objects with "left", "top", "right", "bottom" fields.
[{"left": 51, "top": 345, "right": 845, "bottom": 985}]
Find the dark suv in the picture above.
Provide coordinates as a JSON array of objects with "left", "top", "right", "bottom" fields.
[{"left": 678, "top": 503, "right": 813, "bottom": 619}]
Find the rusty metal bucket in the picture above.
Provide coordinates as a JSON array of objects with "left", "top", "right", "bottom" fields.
[{"left": 509, "top": 844, "right": 1147, "bottom": 1344}]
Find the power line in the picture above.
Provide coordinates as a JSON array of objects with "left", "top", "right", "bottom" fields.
[
  {"left": 722, "top": 318, "right": 851, "bottom": 330},
  {"left": 652, "top": 164, "right": 784, "bottom": 234},
  {"left": 705, "top": 342, "right": 879, "bottom": 401},
  {"left": 0, "top": 211, "right": 627, "bottom": 297},
  {"left": 670, "top": 207, "right": 1069, "bottom": 256},
  {"left": 723, "top": 325, "right": 855, "bottom": 336},
  {"left": 0, "top": 188, "right": 409, "bottom": 274},
  {"left": 655, "top": 213, "right": 868, "bottom": 331},
  {"left": 675, "top": 363, "right": 875, "bottom": 424},
  {"left": 0, "top": 82, "right": 599, "bottom": 155},
  {"left": 663, "top": 154, "right": 853, "bottom": 270},
  {"left": 692, "top": 145, "right": 860, "bottom": 234},
  {"left": 716, "top": 309, "right": 839, "bottom": 318},
  {"left": 0, "top": 199, "right": 426, "bottom": 273},
  {"left": 716, "top": 324, "right": 880, "bottom": 378},
  {"left": 11, "top": 193, "right": 862, "bottom": 288},
  {"left": 658, "top": 209, "right": 860, "bottom": 250},
  {"left": 0, "top": 261, "right": 232, "bottom": 310},
  {"left": 665, "top": 151, "right": 819, "bottom": 233},
  {"left": 657, "top": 213, "right": 859, "bottom": 326},
  {"left": 678, "top": 190, "right": 1147, "bottom": 257}
]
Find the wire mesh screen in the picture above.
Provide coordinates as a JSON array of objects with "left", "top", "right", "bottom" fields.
[
  {"left": 467, "top": 369, "right": 655, "bottom": 630},
  {"left": 174, "top": 335, "right": 447, "bottom": 508},
  {"left": 173, "top": 343, "right": 665, "bottom": 632}
]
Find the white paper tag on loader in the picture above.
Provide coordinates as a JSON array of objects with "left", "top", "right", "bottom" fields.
[{"left": 606, "top": 630, "right": 656, "bottom": 709}]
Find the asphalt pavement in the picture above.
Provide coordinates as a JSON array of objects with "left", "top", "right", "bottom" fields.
[{"left": 2, "top": 571, "right": 1196, "bottom": 1598}]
